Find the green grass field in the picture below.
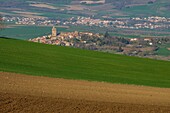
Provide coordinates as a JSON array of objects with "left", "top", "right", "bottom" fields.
[{"left": 0, "top": 38, "right": 170, "bottom": 88}]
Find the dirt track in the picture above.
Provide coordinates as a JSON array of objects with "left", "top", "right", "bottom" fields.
[{"left": 0, "top": 72, "right": 170, "bottom": 113}]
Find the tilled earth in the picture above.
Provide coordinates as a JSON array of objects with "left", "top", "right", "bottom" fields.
[{"left": 0, "top": 72, "right": 170, "bottom": 113}]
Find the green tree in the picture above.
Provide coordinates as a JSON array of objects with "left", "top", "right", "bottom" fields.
[
  {"left": 104, "top": 31, "right": 110, "bottom": 38},
  {"left": 117, "top": 46, "right": 123, "bottom": 52}
]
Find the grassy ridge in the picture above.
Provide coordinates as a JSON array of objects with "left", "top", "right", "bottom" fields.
[{"left": 0, "top": 38, "right": 170, "bottom": 87}]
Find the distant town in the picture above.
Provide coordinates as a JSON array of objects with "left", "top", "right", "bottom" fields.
[{"left": 3, "top": 16, "right": 170, "bottom": 30}]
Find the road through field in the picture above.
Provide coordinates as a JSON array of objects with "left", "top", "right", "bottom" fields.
[{"left": 0, "top": 72, "right": 170, "bottom": 113}]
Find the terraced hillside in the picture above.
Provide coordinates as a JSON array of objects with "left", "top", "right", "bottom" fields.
[{"left": 0, "top": 37, "right": 170, "bottom": 87}]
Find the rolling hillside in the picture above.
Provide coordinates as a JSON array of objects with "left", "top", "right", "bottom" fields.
[
  {"left": 0, "top": 37, "right": 170, "bottom": 88},
  {"left": 1, "top": 0, "right": 170, "bottom": 18}
]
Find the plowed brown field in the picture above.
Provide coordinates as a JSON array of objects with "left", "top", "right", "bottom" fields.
[{"left": 0, "top": 72, "right": 170, "bottom": 113}]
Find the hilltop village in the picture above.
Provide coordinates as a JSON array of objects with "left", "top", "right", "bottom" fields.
[
  {"left": 29, "top": 26, "right": 102, "bottom": 46},
  {"left": 29, "top": 27, "right": 170, "bottom": 61}
]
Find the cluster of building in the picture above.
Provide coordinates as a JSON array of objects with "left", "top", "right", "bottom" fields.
[
  {"left": 2, "top": 16, "right": 17, "bottom": 22},
  {"left": 28, "top": 26, "right": 170, "bottom": 61},
  {"left": 64, "top": 16, "right": 126, "bottom": 27},
  {"left": 132, "top": 16, "right": 170, "bottom": 23},
  {"left": 29, "top": 26, "right": 157, "bottom": 49},
  {"left": 29, "top": 26, "right": 102, "bottom": 46},
  {"left": 131, "top": 16, "right": 170, "bottom": 29},
  {"left": 3, "top": 16, "right": 58, "bottom": 26},
  {"left": 71, "top": 16, "right": 170, "bottom": 29},
  {"left": 3, "top": 16, "right": 170, "bottom": 30},
  {"left": 15, "top": 17, "right": 57, "bottom": 26},
  {"left": 75, "top": 17, "right": 125, "bottom": 27}
]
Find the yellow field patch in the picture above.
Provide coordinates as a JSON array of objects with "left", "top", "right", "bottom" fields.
[{"left": 29, "top": 3, "right": 58, "bottom": 10}]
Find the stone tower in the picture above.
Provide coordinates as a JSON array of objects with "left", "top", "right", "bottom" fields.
[{"left": 52, "top": 26, "right": 57, "bottom": 37}]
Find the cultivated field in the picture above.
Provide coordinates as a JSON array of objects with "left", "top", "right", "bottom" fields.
[
  {"left": 1, "top": 38, "right": 170, "bottom": 112},
  {"left": 1, "top": 38, "right": 170, "bottom": 88},
  {"left": 29, "top": 3, "right": 59, "bottom": 10},
  {"left": 1, "top": 72, "right": 170, "bottom": 113}
]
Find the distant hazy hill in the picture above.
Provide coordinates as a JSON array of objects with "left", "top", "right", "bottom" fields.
[{"left": 1, "top": 0, "right": 170, "bottom": 18}]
